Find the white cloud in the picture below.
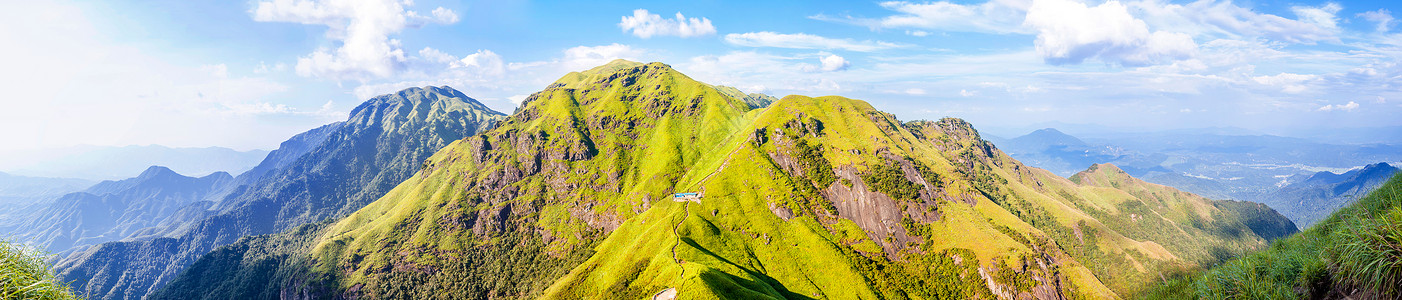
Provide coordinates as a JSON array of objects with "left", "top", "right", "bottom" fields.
[
  {"left": 458, "top": 50, "right": 506, "bottom": 76},
  {"left": 508, "top": 94, "right": 529, "bottom": 104},
  {"left": 960, "top": 89, "right": 978, "bottom": 97},
  {"left": 561, "top": 44, "right": 644, "bottom": 70},
  {"left": 724, "top": 32, "right": 904, "bottom": 52},
  {"left": 1252, "top": 73, "right": 1316, "bottom": 93},
  {"left": 1023, "top": 0, "right": 1197, "bottom": 66},
  {"left": 1359, "top": 9, "right": 1396, "bottom": 32},
  {"left": 1318, "top": 101, "right": 1359, "bottom": 111},
  {"left": 431, "top": 7, "right": 459, "bottom": 24},
  {"left": 1290, "top": 3, "right": 1342, "bottom": 32},
  {"left": 0, "top": 1, "right": 345, "bottom": 153},
  {"left": 618, "top": 9, "right": 715, "bottom": 38},
  {"left": 906, "top": 88, "right": 927, "bottom": 95},
  {"left": 869, "top": 0, "right": 1032, "bottom": 34},
  {"left": 801, "top": 54, "right": 851, "bottom": 72},
  {"left": 350, "top": 44, "right": 646, "bottom": 109},
  {"left": 251, "top": 0, "right": 459, "bottom": 81},
  {"left": 1131, "top": 0, "right": 1338, "bottom": 44}
]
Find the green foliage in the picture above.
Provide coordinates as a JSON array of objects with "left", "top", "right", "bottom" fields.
[
  {"left": 794, "top": 139, "right": 836, "bottom": 189},
  {"left": 1138, "top": 173, "right": 1402, "bottom": 299},
  {"left": 862, "top": 163, "right": 920, "bottom": 201},
  {"left": 0, "top": 240, "right": 83, "bottom": 300},
  {"left": 841, "top": 245, "right": 991, "bottom": 300}
]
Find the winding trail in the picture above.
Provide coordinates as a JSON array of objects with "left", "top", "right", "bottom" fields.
[{"left": 691, "top": 142, "right": 745, "bottom": 190}]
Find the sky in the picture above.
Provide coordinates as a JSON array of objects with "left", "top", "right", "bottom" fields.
[{"left": 2, "top": 0, "right": 1401, "bottom": 155}]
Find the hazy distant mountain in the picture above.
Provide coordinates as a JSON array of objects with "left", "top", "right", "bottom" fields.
[
  {"left": 4, "top": 166, "right": 232, "bottom": 253},
  {"left": 0, "top": 145, "right": 269, "bottom": 180},
  {"left": 996, "top": 128, "right": 1124, "bottom": 176},
  {"left": 1255, "top": 163, "right": 1399, "bottom": 227},
  {"left": 0, "top": 171, "right": 92, "bottom": 204},
  {"left": 53, "top": 86, "right": 506, "bottom": 300}
]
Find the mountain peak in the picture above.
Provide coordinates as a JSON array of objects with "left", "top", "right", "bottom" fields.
[
  {"left": 1012, "top": 127, "right": 1086, "bottom": 147},
  {"left": 1069, "top": 163, "right": 1132, "bottom": 186},
  {"left": 137, "top": 166, "right": 179, "bottom": 179},
  {"left": 581, "top": 59, "right": 648, "bottom": 75}
]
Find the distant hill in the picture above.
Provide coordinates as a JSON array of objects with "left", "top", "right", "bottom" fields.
[
  {"left": 997, "top": 128, "right": 1123, "bottom": 176},
  {"left": 0, "top": 171, "right": 92, "bottom": 205},
  {"left": 1143, "top": 173, "right": 1402, "bottom": 299},
  {"left": 0, "top": 145, "right": 269, "bottom": 180},
  {"left": 151, "top": 61, "right": 1288, "bottom": 300},
  {"left": 3, "top": 166, "right": 232, "bottom": 253},
  {"left": 1254, "top": 163, "right": 1399, "bottom": 227},
  {"left": 52, "top": 86, "right": 506, "bottom": 300}
]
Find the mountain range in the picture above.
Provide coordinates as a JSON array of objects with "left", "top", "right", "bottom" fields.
[
  {"left": 48, "top": 86, "right": 506, "bottom": 300},
  {"left": 0, "top": 145, "right": 270, "bottom": 181},
  {"left": 992, "top": 127, "right": 1401, "bottom": 230},
  {"left": 141, "top": 61, "right": 1294, "bottom": 299}
]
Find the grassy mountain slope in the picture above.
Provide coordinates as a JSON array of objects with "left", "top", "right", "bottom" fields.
[
  {"left": 1140, "top": 173, "right": 1402, "bottom": 299},
  {"left": 53, "top": 86, "right": 506, "bottom": 300},
  {"left": 155, "top": 61, "right": 1287, "bottom": 299}
]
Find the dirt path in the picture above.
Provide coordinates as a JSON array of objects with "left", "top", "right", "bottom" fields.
[{"left": 691, "top": 144, "right": 744, "bottom": 190}]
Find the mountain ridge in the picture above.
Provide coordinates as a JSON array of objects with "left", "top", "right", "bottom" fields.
[
  {"left": 52, "top": 85, "right": 507, "bottom": 300},
  {"left": 152, "top": 61, "right": 1291, "bottom": 299}
]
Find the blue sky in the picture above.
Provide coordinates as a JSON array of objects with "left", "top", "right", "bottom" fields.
[{"left": 3, "top": 0, "right": 1401, "bottom": 155}]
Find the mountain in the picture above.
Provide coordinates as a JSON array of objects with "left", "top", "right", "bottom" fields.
[
  {"left": 998, "top": 128, "right": 1123, "bottom": 177},
  {"left": 0, "top": 171, "right": 93, "bottom": 204},
  {"left": 153, "top": 61, "right": 1289, "bottom": 299},
  {"left": 51, "top": 86, "right": 506, "bottom": 300},
  {"left": 1254, "top": 162, "right": 1399, "bottom": 227},
  {"left": 0, "top": 145, "right": 269, "bottom": 181},
  {"left": 713, "top": 85, "right": 778, "bottom": 109},
  {"left": 0, "top": 172, "right": 93, "bottom": 222},
  {"left": 4, "top": 166, "right": 232, "bottom": 253},
  {"left": 1143, "top": 173, "right": 1402, "bottom": 299}
]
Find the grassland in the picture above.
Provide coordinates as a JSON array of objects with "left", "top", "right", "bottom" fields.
[
  {"left": 154, "top": 60, "right": 1293, "bottom": 299},
  {"left": 1138, "top": 173, "right": 1402, "bottom": 299}
]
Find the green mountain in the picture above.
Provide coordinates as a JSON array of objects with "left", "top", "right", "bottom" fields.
[
  {"left": 7, "top": 166, "right": 232, "bottom": 253},
  {"left": 1255, "top": 162, "right": 1398, "bottom": 228},
  {"left": 51, "top": 86, "right": 506, "bottom": 300},
  {"left": 1141, "top": 173, "right": 1402, "bottom": 299},
  {"left": 152, "top": 61, "right": 1291, "bottom": 299},
  {"left": 713, "top": 85, "right": 778, "bottom": 109}
]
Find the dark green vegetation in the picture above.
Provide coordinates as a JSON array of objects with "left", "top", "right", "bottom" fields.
[
  {"left": 1140, "top": 173, "right": 1402, "bottom": 299},
  {"left": 153, "top": 61, "right": 1292, "bottom": 299},
  {"left": 51, "top": 86, "right": 505, "bottom": 300},
  {"left": 0, "top": 240, "right": 82, "bottom": 300}
]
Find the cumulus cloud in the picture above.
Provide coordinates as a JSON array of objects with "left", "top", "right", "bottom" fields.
[
  {"left": 618, "top": 9, "right": 715, "bottom": 38},
  {"left": 1318, "top": 101, "right": 1359, "bottom": 111},
  {"left": 1024, "top": 0, "right": 1196, "bottom": 66},
  {"left": 1252, "top": 73, "right": 1316, "bottom": 93},
  {"left": 724, "top": 32, "right": 903, "bottom": 52},
  {"left": 801, "top": 54, "right": 851, "bottom": 72},
  {"left": 561, "top": 43, "right": 644, "bottom": 70},
  {"left": 251, "top": 0, "right": 459, "bottom": 81},
  {"left": 1359, "top": 9, "right": 1396, "bottom": 32}
]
